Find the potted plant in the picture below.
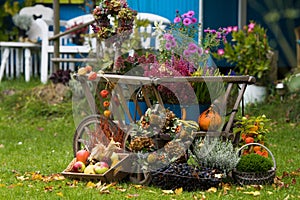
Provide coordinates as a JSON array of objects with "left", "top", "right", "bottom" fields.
[
  {"left": 12, "top": 13, "right": 32, "bottom": 41},
  {"left": 233, "top": 143, "right": 276, "bottom": 185},
  {"left": 233, "top": 114, "right": 271, "bottom": 149},
  {"left": 212, "top": 21, "right": 273, "bottom": 104}
]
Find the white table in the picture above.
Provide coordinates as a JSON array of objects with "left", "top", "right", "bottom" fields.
[{"left": 0, "top": 41, "right": 40, "bottom": 82}]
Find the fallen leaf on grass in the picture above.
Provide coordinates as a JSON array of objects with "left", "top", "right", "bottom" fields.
[
  {"left": 207, "top": 187, "right": 217, "bottom": 193},
  {"left": 44, "top": 185, "right": 54, "bottom": 192},
  {"left": 162, "top": 190, "right": 174, "bottom": 194},
  {"left": 131, "top": 184, "right": 144, "bottom": 189},
  {"left": 0, "top": 144, "right": 4, "bottom": 148},
  {"left": 116, "top": 187, "right": 127, "bottom": 192},
  {"left": 175, "top": 187, "right": 183, "bottom": 195},
  {"left": 243, "top": 191, "right": 260, "bottom": 196},
  {"left": 126, "top": 194, "right": 139, "bottom": 198},
  {"left": 56, "top": 192, "right": 63, "bottom": 197},
  {"left": 16, "top": 175, "right": 29, "bottom": 181},
  {"left": 86, "top": 181, "right": 96, "bottom": 188}
]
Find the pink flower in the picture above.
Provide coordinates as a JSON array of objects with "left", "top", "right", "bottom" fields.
[
  {"left": 191, "top": 17, "right": 197, "bottom": 24},
  {"left": 227, "top": 26, "right": 233, "bottom": 33},
  {"left": 165, "top": 42, "right": 172, "bottom": 50},
  {"left": 217, "top": 49, "right": 225, "bottom": 55},
  {"left": 163, "top": 33, "right": 174, "bottom": 41},
  {"left": 173, "top": 17, "right": 181, "bottom": 23},
  {"left": 183, "top": 49, "right": 191, "bottom": 57},
  {"left": 170, "top": 39, "right": 177, "bottom": 47},
  {"left": 183, "top": 18, "right": 192, "bottom": 26},
  {"left": 187, "top": 10, "right": 195, "bottom": 17},
  {"left": 248, "top": 22, "right": 255, "bottom": 29},
  {"left": 233, "top": 26, "right": 238, "bottom": 32},
  {"left": 188, "top": 43, "right": 198, "bottom": 53}
]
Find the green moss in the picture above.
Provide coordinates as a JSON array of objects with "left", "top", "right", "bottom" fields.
[{"left": 236, "top": 153, "right": 273, "bottom": 173}]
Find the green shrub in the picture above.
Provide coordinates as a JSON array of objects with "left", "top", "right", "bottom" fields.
[{"left": 236, "top": 153, "right": 273, "bottom": 173}]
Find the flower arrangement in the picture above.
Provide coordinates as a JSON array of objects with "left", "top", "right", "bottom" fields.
[
  {"left": 92, "top": 0, "right": 137, "bottom": 40},
  {"left": 212, "top": 21, "right": 272, "bottom": 82}
]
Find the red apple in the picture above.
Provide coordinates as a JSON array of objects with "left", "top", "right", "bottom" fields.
[
  {"left": 72, "top": 161, "right": 85, "bottom": 173},
  {"left": 76, "top": 149, "right": 90, "bottom": 164},
  {"left": 94, "top": 162, "right": 109, "bottom": 174}
]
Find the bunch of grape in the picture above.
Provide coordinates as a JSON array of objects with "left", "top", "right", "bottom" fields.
[{"left": 151, "top": 162, "right": 221, "bottom": 191}]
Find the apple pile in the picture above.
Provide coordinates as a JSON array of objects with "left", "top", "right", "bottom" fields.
[{"left": 71, "top": 149, "right": 120, "bottom": 175}]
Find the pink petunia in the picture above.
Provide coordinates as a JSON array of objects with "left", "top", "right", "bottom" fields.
[
  {"left": 188, "top": 43, "right": 198, "bottom": 53},
  {"left": 183, "top": 18, "right": 192, "bottom": 26},
  {"left": 187, "top": 10, "right": 195, "bottom": 17},
  {"left": 183, "top": 49, "right": 191, "bottom": 57},
  {"left": 191, "top": 17, "right": 197, "bottom": 24},
  {"left": 170, "top": 39, "right": 177, "bottom": 47},
  {"left": 217, "top": 49, "right": 225, "bottom": 55},
  {"left": 163, "top": 33, "right": 174, "bottom": 41},
  {"left": 173, "top": 17, "right": 181, "bottom": 23},
  {"left": 165, "top": 42, "right": 172, "bottom": 50}
]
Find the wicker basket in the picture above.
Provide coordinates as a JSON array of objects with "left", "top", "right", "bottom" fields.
[
  {"left": 232, "top": 143, "right": 276, "bottom": 185},
  {"left": 150, "top": 163, "right": 222, "bottom": 191},
  {"left": 151, "top": 171, "right": 221, "bottom": 191}
]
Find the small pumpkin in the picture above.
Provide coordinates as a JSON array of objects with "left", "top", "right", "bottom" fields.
[{"left": 198, "top": 105, "right": 222, "bottom": 131}]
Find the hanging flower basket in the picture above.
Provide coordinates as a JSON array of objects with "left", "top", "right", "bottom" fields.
[{"left": 232, "top": 143, "right": 276, "bottom": 185}]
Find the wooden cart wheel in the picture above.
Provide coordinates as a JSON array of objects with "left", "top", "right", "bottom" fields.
[{"left": 73, "top": 114, "right": 126, "bottom": 156}]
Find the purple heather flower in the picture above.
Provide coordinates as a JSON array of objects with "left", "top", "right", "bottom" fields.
[
  {"left": 173, "top": 17, "right": 181, "bottom": 23},
  {"left": 183, "top": 18, "right": 192, "bottom": 26},
  {"left": 187, "top": 10, "right": 195, "bottom": 17}
]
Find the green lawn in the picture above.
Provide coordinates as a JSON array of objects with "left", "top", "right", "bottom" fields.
[{"left": 0, "top": 78, "right": 299, "bottom": 199}]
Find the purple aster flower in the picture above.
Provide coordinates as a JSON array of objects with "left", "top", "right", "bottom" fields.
[
  {"left": 173, "top": 17, "right": 181, "bottom": 23},
  {"left": 183, "top": 18, "right": 192, "bottom": 26}
]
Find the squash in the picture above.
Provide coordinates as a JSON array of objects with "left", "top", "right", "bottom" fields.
[{"left": 198, "top": 105, "right": 222, "bottom": 131}]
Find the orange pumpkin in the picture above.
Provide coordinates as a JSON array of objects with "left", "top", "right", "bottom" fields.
[{"left": 198, "top": 106, "right": 222, "bottom": 131}]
